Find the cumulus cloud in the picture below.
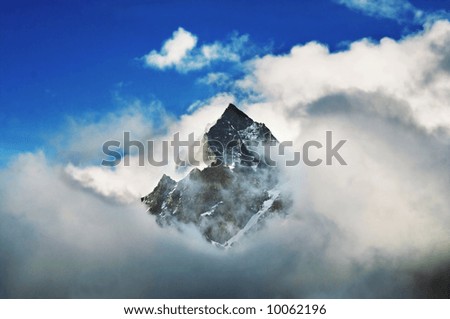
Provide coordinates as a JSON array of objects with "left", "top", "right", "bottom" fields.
[
  {"left": 143, "top": 28, "right": 251, "bottom": 72},
  {"left": 1, "top": 20, "right": 449, "bottom": 298},
  {"left": 143, "top": 27, "right": 198, "bottom": 70},
  {"left": 239, "top": 20, "right": 450, "bottom": 133}
]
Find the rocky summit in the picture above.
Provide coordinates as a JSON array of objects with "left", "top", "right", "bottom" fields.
[{"left": 141, "top": 104, "right": 288, "bottom": 247}]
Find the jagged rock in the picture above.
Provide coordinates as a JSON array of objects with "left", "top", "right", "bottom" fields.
[
  {"left": 203, "top": 103, "right": 278, "bottom": 167},
  {"left": 142, "top": 104, "right": 288, "bottom": 246}
]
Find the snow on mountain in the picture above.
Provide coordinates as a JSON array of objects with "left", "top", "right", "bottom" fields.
[{"left": 141, "top": 104, "right": 289, "bottom": 246}]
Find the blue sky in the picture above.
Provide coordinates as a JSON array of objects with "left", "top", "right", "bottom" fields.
[{"left": 1, "top": 0, "right": 449, "bottom": 162}]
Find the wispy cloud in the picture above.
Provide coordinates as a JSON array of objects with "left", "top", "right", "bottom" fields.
[
  {"left": 143, "top": 28, "right": 250, "bottom": 73},
  {"left": 335, "top": 0, "right": 448, "bottom": 24},
  {"left": 197, "top": 72, "right": 231, "bottom": 88}
]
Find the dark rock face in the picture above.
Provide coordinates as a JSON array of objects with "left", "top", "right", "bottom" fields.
[
  {"left": 141, "top": 104, "right": 288, "bottom": 247},
  {"left": 204, "top": 104, "right": 278, "bottom": 167}
]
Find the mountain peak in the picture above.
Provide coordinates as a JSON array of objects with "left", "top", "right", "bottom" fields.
[
  {"left": 222, "top": 103, "right": 249, "bottom": 119},
  {"left": 141, "top": 103, "right": 287, "bottom": 246},
  {"left": 216, "top": 103, "right": 254, "bottom": 131},
  {"left": 204, "top": 104, "right": 278, "bottom": 167}
]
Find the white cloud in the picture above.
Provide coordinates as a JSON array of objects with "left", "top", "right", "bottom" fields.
[
  {"left": 197, "top": 72, "right": 231, "bottom": 88},
  {"left": 337, "top": 0, "right": 419, "bottom": 21},
  {"left": 335, "top": 0, "right": 448, "bottom": 24},
  {"left": 144, "top": 27, "right": 197, "bottom": 70},
  {"left": 54, "top": 100, "right": 172, "bottom": 164},
  {"left": 1, "top": 134, "right": 448, "bottom": 297},
  {"left": 231, "top": 20, "right": 450, "bottom": 262},
  {"left": 62, "top": 93, "right": 237, "bottom": 202},
  {"left": 143, "top": 28, "right": 250, "bottom": 72},
  {"left": 187, "top": 92, "right": 235, "bottom": 113},
  {"left": 239, "top": 20, "right": 450, "bottom": 133}
]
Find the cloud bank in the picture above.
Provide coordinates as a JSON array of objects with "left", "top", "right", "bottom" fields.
[{"left": 1, "top": 20, "right": 449, "bottom": 298}]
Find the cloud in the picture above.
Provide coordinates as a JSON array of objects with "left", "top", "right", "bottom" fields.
[
  {"left": 187, "top": 92, "right": 236, "bottom": 113},
  {"left": 336, "top": 0, "right": 421, "bottom": 22},
  {"left": 335, "top": 0, "right": 449, "bottom": 24},
  {"left": 1, "top": 20, "right": 450, "bottom": 298},
  {"left": 0, "top": 147, "right": 448, "bottom": 298},
  {"left": 54, "top": 100, "right": 172, "bottom": 164},
  {"left": 239, "top": 20, "right": 450, "bottom": 133},
  {"left": 143, "top": 27, "right": 198, "bottom": 70},
  {"left": 197, "top": 72, "right": 231, "bottom": 88},
  {"left": 62, "top": 93, "right": 237, "bottom": 203},
  {"left": 143, "top": 28, "right": 251, "bottom": 73}
]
